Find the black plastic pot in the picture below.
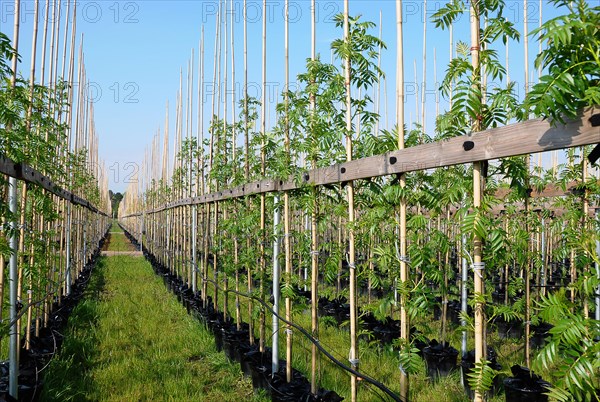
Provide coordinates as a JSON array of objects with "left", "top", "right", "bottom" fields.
[
  {"left": 422, "top": 340, "right": 458, "bottom": 380},
  {"left": 492, "top": 290, "right": 504, "bottom": 304},
  {"left": 270, "top": 369, "right": 311, "bottom": 402},
  {"left": 373, "top": 321, "right": 400, "bottom": 345},
  {"left": 250, "top": 364, "right": 271, "bottom": 394},
  {"left": 503, "top": 365, "right": 550, "bottom": 402},
  {"left": 205, "top": 318, "right": 225, "bottom": 351},
  {"left": 222, "top": 327, "right": 250, "bottom": 362},
  {"left": 311, "top": 389, "right": 344, "bottom": 401},
  {"left": 240, "top": 349, "right": 260, "bottom": 377},
  {"left": 461, "top": 347, "right": 502, "bottom": 399},
  {"left": 504, "top": 365, "right": 550, "bottom": 402},
  {"left": 530, "top": 322, "right": 553, "bottom": 349},
  {"left": 241, "top": 348, "right": 271, "bottom": 379},
  {"left": 268, "top": 363, "right": 344, "bottom": 401},
  {"left": 496, "top": 318, "right": 523, "bottom": 339}
]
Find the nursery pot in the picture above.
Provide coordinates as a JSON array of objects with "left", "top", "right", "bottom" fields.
[
  {"left": 461, "top": 348, "right": 502, "bottom": 399},
  {"left": 529, "top": 322, "right": 553, "bottom": 349},
  {"left": 269, "top": 369, "right": 311, "bottom": 402},
  {"left": 373, "top": 324, "right": 399, "bottom": 345},
  {"left": 241, "top": 348, "right": 270, "bottom": 378},
  {"left": 312, "top": 389, "right": 345, "bottom": 402},
  {"left": 222, "top": 328, "right": 250, "bottom": 362},
  {"left": 503, "top": 365, "right": 550, "bottom": 402},
  {"left": 496, "top": 318, "right": 523, "bottom": 339},
  {"left": 422, "top": 341, "right": 458, "bottom": 380},
  {"left": 250, "top": 364, "right": 272, "bottom": 394}
]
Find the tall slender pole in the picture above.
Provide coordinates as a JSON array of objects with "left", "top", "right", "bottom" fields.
[
  {"left": 461, "top": 229, "right": 468, "bottom": 357},
  {"left": 23, "top": 0, "right": 40, "bottom": 351},
  {"left": 272, "top": 195, "right": 281, "bottom": 374},
  {"left": 396, "top": 1, "right": 409, "bottom": 400},
  {"left": 66, "top": 204, "right": 72, "bottom": 294},
  {"left": 8, "top": 1, "right": 21, "bottom": 397},
  {"left": 309, "top": 0, "right": 319, "bottom": 394},
  {"left": 194, "top": 28, "right": 203, "bottom": 296},
  {"left": 449, "top": 23, "right": 453, "bottom": 109},
  {"left": 540, "top": 216, "right": 547, "bottom": 296},
  {"left": 243, "top": 0, "right": 249, "bottom": 180},
  {"left": 258, "top": 0, "right": 267, "bottom": 353},
  {"left": 283, "top": 0, "right": 293, "bottom": 384},
  {"left": 230, "top": 0, "right": 235, "bottom": 167},
  {"left": 343, "top": 2, "right": 358, "bottom": 401},
  {"left": 47, "top": 0, "right": 56, "bottom": 87},
  {"left": 470, "top": 2, "right": 485, "bottom": 402},
  {"left": 523, "top": 0, "right": 532, "bottom": 369},
  {"left": 421, "top": 0, "right": 427, "bottom": 136},
  {"left": 243, "top": 0, "right": 254, "bottom": 346}
]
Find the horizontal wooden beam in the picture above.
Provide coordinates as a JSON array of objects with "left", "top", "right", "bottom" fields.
[
  {"left": 0, "top": 154, "right": 108, "bottom": 216},
  {"left": 123, "top": 107, "right": 599, "bottom": 217}
]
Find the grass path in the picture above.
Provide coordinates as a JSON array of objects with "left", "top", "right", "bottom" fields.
[{"left": 41, "top": 229, "right": 266, "bottom": 401}]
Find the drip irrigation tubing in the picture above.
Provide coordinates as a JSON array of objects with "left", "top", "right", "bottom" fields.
[{"left": 200, "top": 276, "right": 404, "bottom": 402}]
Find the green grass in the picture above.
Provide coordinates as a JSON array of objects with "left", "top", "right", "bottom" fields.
[
  {"left": 40, "top": 247, "right": 267, "bottom": 401},
  {"left": 102, "top": 222, "right": 137, "bottom": 252},
  {"left": 97, "top": 225, "right": 540, "bottom": 401}
]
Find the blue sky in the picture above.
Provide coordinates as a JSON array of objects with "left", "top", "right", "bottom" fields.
[{"left": 1, "top": 0, "right": 573, "bottom": 192}]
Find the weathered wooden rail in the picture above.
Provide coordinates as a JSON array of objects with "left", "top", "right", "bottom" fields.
[
  {"left": 123, "top": 107, "right": 600, "bottom": 218},
  {"left": 0, "top": 154, "right": 107, "bottom": 215}
]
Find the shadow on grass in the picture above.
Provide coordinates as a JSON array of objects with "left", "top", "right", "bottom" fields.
[{"left": 38, "top": 258, "right": 107, "bottom": 402}]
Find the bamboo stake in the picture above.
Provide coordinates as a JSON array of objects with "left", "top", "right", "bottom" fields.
[
  {"left": 195, "top": 29, "right": 203, "bottom": 297},
  {"left": 243, "top": 0, "right": 254, "bottom": 347},
  {"left": 222, "top": 0, "right": 229, "bottom": 322},
  {"left": 470, "top": 2, "right": 485, "bottom": 401},
  {"left": 421, "top": 0, "right": 427, "bottom": 136},
  {"left": 396, "top": 1, "right": 409, "bottom": 399},
  {"left": 343, "top": 2, "right": 358, "bottom": 401},
  {"left": 229, "top": 0, "right": 241, "bottom": 332},
  {"left": 374, "top": 10, "right": 382, "bottom": 140},
  {"left": 50, "top": 0, "right": 61, "bottom": 93},
  {"left": 538, "top": 0, "right": 542, "bottom": 81},
  {"left": 187, "top": 52, "right": 194, "bottom": 289},
  {"left": 24, "top": 0, "right": 40, "bottom": 351},
  {"left": 203, "top": 6, "right": 218, "bottom": 310},
  {"left": 198, "top": 28, "right": 207, "bottom": 303},
  {"left": 309, "top": 0, "right": 319, "bottom": 394},
  {"left": 283, "top": 0, "right": 293, "bottom": 383},
  {"left": 230, "top": 0, "right": 235, "bottom": 167},
  {"left": 243, "top": 0, "right": 249, "bottom": 181},
  {"left": 434, "top": 47, "right": 439, "bottom": 119},
  {"left": 449, "top": 23, "right": 453, "bottom": 109},
  {"left": 59, "top": 0, "right": 70, "bottom": 88},
  {"left": 8, "top": 0, "right": 21, "bottom": 396},
  {"left": 414, "top": 59, "right": 418, "bottom": 130},
  {"left": 212, "top": 2, "right": 222, "bottom": 313},
  {"left": 39, "top": 0, "right": 50, "bottom": 87},
  {"left": 523, "top": 0, "right": 532, "bottom": 369},
  {"left": 47, "top": 0, "right": 56, "bottom": 87},
  {"left": 259, "top": 0, "right": 267, "bottom": 354}
]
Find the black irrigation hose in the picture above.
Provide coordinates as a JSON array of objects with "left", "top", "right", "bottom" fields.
[{"left": 202, "top": 277, "right": 404, "bottom": 402}]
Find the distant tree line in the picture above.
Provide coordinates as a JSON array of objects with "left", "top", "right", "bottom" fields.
[{"left": 109, "top": 191, "right": 124, "bottom": 218}]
